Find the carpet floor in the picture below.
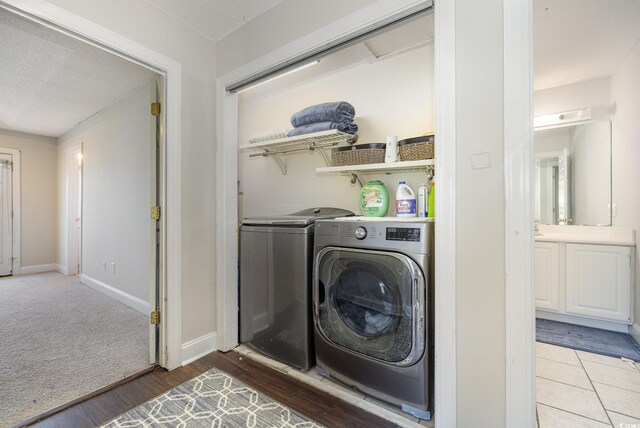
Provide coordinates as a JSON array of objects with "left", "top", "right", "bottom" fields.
[
  {"left": 536, "top": 318, "right": 640, "bottom": 361},
  {"left": 0, "top": 272, "right": 151, "bottom": 427},
  {"left": 102, "top": 367, "right": 322, "bottom": 428}
]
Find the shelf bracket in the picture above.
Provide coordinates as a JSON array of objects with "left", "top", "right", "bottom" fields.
[
  {"left": 427, "top": 165, "right": 434, "bottom": 180},
  {"left": 266, "top": 153, "right": 287, "bottom": 175},
  {"left": 316, "top": 148, "right": 331, "bottom": 167},
  {"left": 349, "top": 171, "right": 363, "bottom": 187}
]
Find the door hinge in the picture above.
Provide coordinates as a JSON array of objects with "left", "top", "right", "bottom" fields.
[
  {"left": 151, "top": 102, "right": 161, "bottom": 117},
  {"left": 151, "top": 206, "right": 161, "bottom": 221},
  {"left": 150, "top": 310, "right": 161, "bottom": 324}
]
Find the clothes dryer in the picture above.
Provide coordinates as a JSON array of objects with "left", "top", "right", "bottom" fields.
[{"left": 313, "top": 217, "right": 434, "bottom": 419}]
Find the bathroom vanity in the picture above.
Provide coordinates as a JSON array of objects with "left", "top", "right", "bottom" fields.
[{"left": 534, "top": 225, "right": 636, "bottom": 332}]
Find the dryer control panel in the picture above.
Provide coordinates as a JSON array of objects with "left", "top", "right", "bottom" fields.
[
  {"left": 386, "top": 227, "right": 421, "bottom": 242},
  {"left": 314, "top": 220, "right": 431, "bottom": 255}
]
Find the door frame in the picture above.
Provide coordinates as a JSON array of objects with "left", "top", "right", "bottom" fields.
[
  {"left": 0, "top": 148, "right": 21, "bottom": 276},
  {"left": 215, "top": 0, "right": 458, "bottom": 425},
  {"left": 216, "top": 0, "right": 534, "bottom": 427},
  {"left": 0, "top": 0, "right": 183, "bottom": 370},
  {"left": 66, "top": 144, "right": 82, "bottom": 276}
]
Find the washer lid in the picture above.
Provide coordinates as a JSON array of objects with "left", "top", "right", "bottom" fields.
[{"left": 242, "top": 207, "right": 354, "bottom": 226}]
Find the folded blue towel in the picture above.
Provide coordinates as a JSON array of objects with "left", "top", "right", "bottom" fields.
[
  {"left": 287, "top": 121, "right": 358, "bottom": 137},
  {"left": 290, "top": 101, "right": 355, "bottom": 128}
]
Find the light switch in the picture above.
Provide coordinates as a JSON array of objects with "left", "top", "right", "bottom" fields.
[{"left": 471, "top": 152, "right": 491, "bottom": 169}]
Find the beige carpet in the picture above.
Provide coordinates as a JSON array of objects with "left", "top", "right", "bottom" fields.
[{"left": 0, "top": 272, "right": 151, "bottom": 427}]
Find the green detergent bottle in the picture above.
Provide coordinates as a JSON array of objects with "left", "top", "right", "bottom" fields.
[
  {"left": 360, "top": 180, "right": 389, "bottom": 217},
  {"left": 428, "top": 180, "right": 435, "bottom": 218}
]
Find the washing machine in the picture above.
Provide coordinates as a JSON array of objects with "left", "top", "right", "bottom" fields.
[{"left": 313, "top": 217, "right": 434, "bottom": 419}]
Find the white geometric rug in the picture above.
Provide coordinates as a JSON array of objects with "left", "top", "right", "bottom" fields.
[{"left": 102, "top": 367, "right": 323, "bottom": 428}]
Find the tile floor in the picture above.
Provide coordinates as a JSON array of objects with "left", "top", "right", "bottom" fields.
[
  {"left": 238, "top": 343, "right": 640, "bottom": 427},
  {"left": 536, "top": 341, "right": 640, "bottom": 427}
]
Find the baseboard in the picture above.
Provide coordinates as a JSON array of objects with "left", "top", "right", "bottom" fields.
[
  {"left": 19, "top": 263, "right": 59, "bottom": 275},
  {"left": 537, "top": 310, "right": 631, "bottom": 333},
  {"left": 181, "top": 332, "right": 218, "bottom": 366},
  {"left": 80, "top": 274, "right": 149, "bottom": 315},
  {"left": 631, "top": 323, "right": 640, "bottom": 344},
  {"left": 56, "top": 264, "right": 68, "bottom": 275}
]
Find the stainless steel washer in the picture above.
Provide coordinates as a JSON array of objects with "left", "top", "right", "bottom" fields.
[
  {"left": 313, "top": 218, "right": 434, "bottom": 419},
  {"left": 239, "top": 208, "right": 353, "bottom": 371}
]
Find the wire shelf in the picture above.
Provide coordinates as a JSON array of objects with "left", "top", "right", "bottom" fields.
[{"left": 239, "top": 129, "right": 357, "bottom": 155}]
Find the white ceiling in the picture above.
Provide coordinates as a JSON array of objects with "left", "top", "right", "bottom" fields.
[
  {"left": 4, "top": 0, "right": 638, "bottom": 138},
  {"left": 145, "top": 0, "right": 284, "bottom": 42},
  {"left": 534, "top": 0, "right": 640, "bottom": 91},
  {"left": 0, "top": 10, "right": 157, "bottom": 137}
]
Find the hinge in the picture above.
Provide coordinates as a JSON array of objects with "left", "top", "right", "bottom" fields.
[
  {"left": 150, "top": 310, "right": 161, "bottom": 324},
  {"left": 151, "top": 206, "right": 161, "bottom": 221},
  {"left": 151, "top": 102, "right": 161, "bottom": 117}
]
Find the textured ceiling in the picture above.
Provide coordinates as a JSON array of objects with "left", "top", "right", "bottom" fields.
[
  {"left": 145, "top": 0, "right": 284, "bottom": 42},
  {"left": 0, "top": 10, "right": 157, "bottom": 137},
  {"left": 534, "top": 0, "right": 640, "bottom": 90}
]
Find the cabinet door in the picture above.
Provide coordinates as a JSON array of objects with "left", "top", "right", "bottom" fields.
[
  {"left": 565, "top": 244, "right": 632, "bottom": 322},
  {"left": 534, "top": 242, "right": 559, "bottom": 311}
]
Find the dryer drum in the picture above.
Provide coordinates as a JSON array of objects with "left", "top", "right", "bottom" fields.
[
  {"left": 316, "top": 250, "right": 415, "bottom": 363},
  {"left": 330, "top": 265, "right": 400, "bottom": 339}
]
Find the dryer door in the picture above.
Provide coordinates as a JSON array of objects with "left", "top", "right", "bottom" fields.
[{"left": 314, "top": 247, "right": 426, "bottom": 366}]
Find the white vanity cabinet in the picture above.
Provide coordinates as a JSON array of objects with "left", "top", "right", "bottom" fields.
[
  {"left": 565, "top": 244, "right": 632, "bottom": 323},
  {"left": 534, "top": 242, "right": 560, "bottom": 311},
  {"left": 534, "top": 226, "right": 636, "bottom": 331}
]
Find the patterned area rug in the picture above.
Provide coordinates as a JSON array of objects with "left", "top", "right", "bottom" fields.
[{"left": 102, "top": 367, "right": 323, "bottom": 427}]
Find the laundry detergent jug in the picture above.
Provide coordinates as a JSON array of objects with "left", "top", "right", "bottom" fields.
[{"left": 360, "top": 180, "right": 389, "bottom": 217}]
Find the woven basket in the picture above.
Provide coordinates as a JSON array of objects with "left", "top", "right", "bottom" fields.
[
  {"left": 331, "top": 143, "right": 385, "bottom": 166},
  {"left": 398, "top": 135, "right": 435, "bottom": 161}
]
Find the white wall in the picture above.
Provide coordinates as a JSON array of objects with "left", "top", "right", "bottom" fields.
[
  {"left": 534, "top": 77, "right": 611, "bottom": 116},
  {"left": 238, "top": 44, "right": 434, "bottom": 217},
  {"left": 455, "top": 0, "right": 506, "bottom": 424},
  {"left": 570, "top": 122, "right": 611, "bottom": 226},
  {"left": 0, "top": 129, "right": 57, "bottom": 268},
  {"left": 611, "top": 41, "right": 640, "bottom": 325},
  {"left": 58, "top": 83, "right": 153, "bottom": 305},
  {"left": 534, "top": 129, "right": 570, "bottom": 154},
  {"left": 216, "top": 0, "right": 377, "bottom": 77},
  {"left": 43, "top": 0, "right": 217, "bottom": 343}
]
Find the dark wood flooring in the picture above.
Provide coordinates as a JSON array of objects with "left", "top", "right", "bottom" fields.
[{"left": 22, "top": 350, "right": 398, "bottom": 428}]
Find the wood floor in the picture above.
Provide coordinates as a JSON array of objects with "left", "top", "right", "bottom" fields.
[{"left": 23, "top": 350, "right": 398, "bottom": 428}]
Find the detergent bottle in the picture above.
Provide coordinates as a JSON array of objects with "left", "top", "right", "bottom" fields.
[
  {"left": 417, "top": 183, "right": 429, "bottom": 217},
  {"left": 428, "top": 181, "right": 435, "bottom": 218},
  {"left": 396, "top": 181, "right": 417, "bottom": 217},
  {"left": 360, "top": 180, "right": 389, "bottom": 217}
]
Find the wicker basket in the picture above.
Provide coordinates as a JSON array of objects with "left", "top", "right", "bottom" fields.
[
  {"left": 331, "top": 143, "right": 385, "bottom": 166},
  {"left": 398, "top": 134, "right": 435, "bottom": 161}
]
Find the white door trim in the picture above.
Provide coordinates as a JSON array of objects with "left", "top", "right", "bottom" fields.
[
  {"left": 215, "top": 0, "right": 457, "bottom": 425},
  {"left": 504, "top": 0, "right": 535, "bottom": 426},
  {"left": 0, "top": 0, "right": 183, "bottom": 370},
  {"left": 433, "top": 0, "right": 457, "bottom": 425},
  {"left": 66, "top": 144, "right": 82, "bottom": 276},
  {"left": 0, "top": 148, "right": 20, "bottom": 276}
]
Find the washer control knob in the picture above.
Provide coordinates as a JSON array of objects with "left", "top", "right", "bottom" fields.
[{"left": 355, "top": 226, "right": 367, "bottom": 240}]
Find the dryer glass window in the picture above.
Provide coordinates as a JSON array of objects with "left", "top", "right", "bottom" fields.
[{"left": 316, "top": 248, "right": 424, "bottom": 364}]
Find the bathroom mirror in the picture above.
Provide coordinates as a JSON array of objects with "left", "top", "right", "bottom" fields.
[{"left": 534, "top": 121, "right": 612, "bottom": 226}]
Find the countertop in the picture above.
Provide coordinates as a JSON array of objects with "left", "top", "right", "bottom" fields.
[{"left": 534, "top": 225, "right": 636, "bottom": 246}]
